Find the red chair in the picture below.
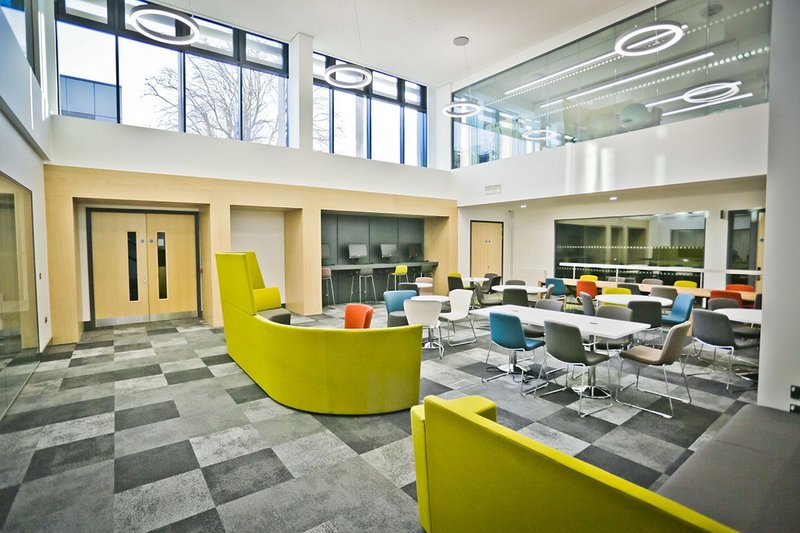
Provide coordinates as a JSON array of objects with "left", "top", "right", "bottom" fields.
[
  {"left": 344, "top": 303, "right": 373, "bottom": 329},
  {"left": 726, "top": 284, "right": 755, "bottom": 292},
  {"left": 575, "top": 280, "right": 598, "bottom": 299},
  {"left": 709, "top": 290, "right": 743, "bottom": 307}
]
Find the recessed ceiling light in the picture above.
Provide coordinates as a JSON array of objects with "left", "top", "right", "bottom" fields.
[
  {"left": 130, "top": 5, "right": 200, "bottom": 46},
  {"left": 609, "top": 196, "right": 618, "bottom": 201}
]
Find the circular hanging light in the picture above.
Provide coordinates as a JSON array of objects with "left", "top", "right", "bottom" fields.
[
  {"left": 324, "top": 63, "right": 373, "bottom": 89},
  {"left": 522, "top": 129, "right": 560, "bottom": 141},
  {"left": 130, "top": 4, "right": 200, "bottom": 46},
  {"left": 682, "top": 81, "right": 740, "bottom": 103},
  {"left": 614, "top": 22, "right": 685, "bottom": 57},
  {"left": 442, "top": 101, "right": 481, "bottom": 118}
]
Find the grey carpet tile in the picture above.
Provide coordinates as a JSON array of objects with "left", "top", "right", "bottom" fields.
[
  {"left": 575, "top": 445, "right": 662, "bottom": 488},
  {"left": 114, "top": 440, "right": 200, "bottom": 493},
  {"left": 39, "top": 351, "right": 74, "bottom": 362},
  {"left": 312, "top": 414, "right": 410, "bottom": 455},
  {"left": 164, "top": 366, "right": 215, "bottom": 385},
  {"left": 114, "top": 342, "right": 153, "bottom": 353},
  {"left": 495, "top": 406, "right": 534, "bottom": 431},
  {"left": 0, "top": 396, "right": 114, "bottom": 433},
  {"left": 401, "top": 481, "right": 417, "bottom": 502},
  {"left": 538, "top": 407, "right": 618, "bottom": 443},
  {"left": 151, "top": 508, "right": 226, "bottom": 533},
  {"left": 622, "top": 399, "right": 723, "bottom": 448},
  {"left": 227, "top": 383, "right": 269, "bottom": 404},
  {"left": 202, "top": 448, "right": 293, "bottom": 506},
  {"left": 74, "top": 340, "right": 114, "bottom": 349},
  {"left": 59, "top": 364, "right": 163, "bottom": 390},
  {"left": 24, "top": 433, "right": 114, "bottom": 481},
  {"left": 115, "top": 400, "right": 180, "bottom": 431},
  {"left": 0, "top": 485, "right": 19, "bottom": 525},
  {"left": 201, "top": 354, "right": 234, "bottom": 366},
  {"left": 68, "top": 354, "right": 115, "bottom": 367},
  {"left": 419, "top": 377, "right": 452, "bottom": 398}
]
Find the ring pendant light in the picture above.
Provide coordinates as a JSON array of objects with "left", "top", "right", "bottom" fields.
[
  {"left": 614, "top": 22, "right": 685, "bottom": 57},
  {"left": 323, "top": 0, "right": 372, "bottom": 89},
  {"left": 443, "top": 36, "right": 481, "bottom": 118},
  {"left": 130, "top": 4, "right": 200, "bottom": 46},
  {"left": 522, "top": 128, "right": 560, "bottom": 141}
]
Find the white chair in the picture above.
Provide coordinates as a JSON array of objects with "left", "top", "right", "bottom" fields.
[
  {"left": 415, "top": 276, "right": 434, "bottom": 296},
  {"left": 439, "top": 289, "right": 477, "bottom": 347},
  {"left": 404, "top": 299, "right": 443, "bottom": 358}
]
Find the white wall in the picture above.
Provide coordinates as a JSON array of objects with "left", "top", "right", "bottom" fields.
[
  {"left": 458, "top": 178, "right": 765, "bottom": 289},
  {"left": 758, "top": 0, "right": 800, "bottom": 410},
  {"left": 230, "top": 208, "right": 286, "bottom": 303}
]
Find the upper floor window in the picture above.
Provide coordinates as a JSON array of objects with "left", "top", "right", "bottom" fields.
[
  {"left": 55, "top": 0, "right": 288, "bottom": 146},
  {"left": 2, "top": 0, "right": 36, "bottom": 75},
  {"left": 312, "top": 53, "right": 427, "bottom": 167}
]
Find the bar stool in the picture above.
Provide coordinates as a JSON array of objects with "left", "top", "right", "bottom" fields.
[
  {"left": 387, "top": 264, "right": 408, "bottom": 290},
  {"left": 321, "top": 267, "right": 335, "bottom": 308},
  {"left": 350, "top": 266, "right": 377, "bottom": 303}
]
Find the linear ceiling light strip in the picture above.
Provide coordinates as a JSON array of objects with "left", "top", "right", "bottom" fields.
[{"left": 661, "top": 92, "right": 753, "bottom": 116}]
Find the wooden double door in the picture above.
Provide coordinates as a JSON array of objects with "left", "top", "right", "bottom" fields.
[
  {"left": 90, "top": 211, "right": 198, "bottom": 326},
  {"left": 470, "top": 221, "right": 503, "bottom": 277}
]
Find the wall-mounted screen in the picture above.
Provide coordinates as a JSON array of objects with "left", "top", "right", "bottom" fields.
[
  {"left": 380, "top": 244, "right": 397, "bottom": 258},
  {"left": 348, "top": 243, "right": 368, "bottom": 259},
  {"left": 407, "top": 242, "right": 422, "bottom": 259}
]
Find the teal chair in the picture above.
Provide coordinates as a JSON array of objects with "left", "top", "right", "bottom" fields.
[
  {"left": 483, "top": 313, "right": 545, "bottom": 396},
  {"left": 384, "top": 290, "right": 417, "bottom": 327},
  {"left": 662, "top": 294, "right": 695, "bottom": 326},
  {"left": 544, "top": 277, "right": 566, "bottom": 300}
]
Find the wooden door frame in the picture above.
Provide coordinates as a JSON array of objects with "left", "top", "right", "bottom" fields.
[
  {"left": 86, "top": 208, "right": 201, "bottom": 329},
  {"left": 469, "top": 220, "right": 504, "bottom": 276}
]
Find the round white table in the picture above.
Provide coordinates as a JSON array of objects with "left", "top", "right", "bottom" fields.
[
  {"left": 462, "top": 276, "right": 488, "bottom": 283},
  {"left": 414, "top": 282, "right": 433, "bottom": 289},
  {"left": 492, "top": 285, "right": 548, "bottom": 295},
  {"left": 411, "top": 295, "right": 449, "bottom": 303},
  {"left": 595, "top": 294, "right": 673, "bottom": 307},
  {"left": 714, "top": 308, "right": 762, "bottom": 325}
]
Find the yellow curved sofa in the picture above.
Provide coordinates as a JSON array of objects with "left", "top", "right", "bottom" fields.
[
  {"left": 411, "top": 396, "right": 733, "bottom": 533},
  {"left": 216, "top": 252, "right": 423, "bottom": 414}
]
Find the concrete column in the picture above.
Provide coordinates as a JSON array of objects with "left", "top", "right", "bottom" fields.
[
  {"left": 288, "top": 32, "right": 314, "bottom": 151},
  {"left": 757, "top": 0, "right": 800, "bottom": 410}
]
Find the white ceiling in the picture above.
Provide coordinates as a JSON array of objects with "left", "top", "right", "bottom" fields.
[{"left": 164, "top": 0, "right": 634, "bottom": 87}]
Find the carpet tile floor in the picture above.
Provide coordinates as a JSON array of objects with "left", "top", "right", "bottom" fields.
[{"left": 0, "top": 304, "right": 759, "bottom": 532}]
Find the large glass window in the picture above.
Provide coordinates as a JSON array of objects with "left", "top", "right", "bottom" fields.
[
  {"left": 1, "top": 0, "right": 27, "bottom": 55},
  {"left": 55, "top": 0, "right": 289, "bottom": 146},
  {"left": 312, "top": 53, "right": 427, "bottom": 166}
]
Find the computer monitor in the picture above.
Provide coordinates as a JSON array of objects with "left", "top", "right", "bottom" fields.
[
  {"left": 407, "top": 243, "right": 422, "bottom": 260},
  {"left": 380, "top": 244, "right": 397, "bottom": 259},
  {"left": 348, "top": 243, "right": 368, "bottom": 260}
]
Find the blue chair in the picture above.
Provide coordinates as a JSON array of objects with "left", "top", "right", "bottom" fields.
[
  {"left": 483, "top": 312, "right": 545, "bottom": 395},
  {"left": 662, "top": 294, "right": 695, "bottom": 326},
  {"left": 544, "top": 277, "right": 566, "bottom": 300},
  {"left": 384, "top": 290, "right": 417, "bottom": 327}
]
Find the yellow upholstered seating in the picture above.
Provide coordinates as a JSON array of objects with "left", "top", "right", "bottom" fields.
[
  {"left": 579, "top": 274, "right": 599, "bottom": 281},
  {"left": 217, "top": 252, "right": 423, "bottom": 414},
  {"left": 603, "top": 287, "right": 631, "bottom": 295},
  {"left": 674, "top": 280, "right": 698, "bottom": 288},
  {"left": 411, "top": 395, "right": 733, "bottom": 532}
]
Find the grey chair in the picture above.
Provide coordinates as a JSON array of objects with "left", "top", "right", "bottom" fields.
[
  {"left": 544, "top": 284, "right": 554, "bottom": 300},
  {"left": 502, "top": 288, "right": 529, "bottom": 307},
  {"left": 617, "top": 321, "right": 693, "bottom": 418},
  {"left": 619, "top": 282, "right": 641, "bottom": 295},
  {"left": 754, "top": 293, "right": 762, "bottom": 310},
  {"left": 692, "top": 309, "right": 756, "bottom": 390},
  {"left": 707, "top": 298, "right": 739, "bottom": 311},
  {"left": 708, "top": 298, "right": 761, "bottom": 341},
  {"left": 535, "top": 321, "right": 612, "bottom": 418},
  {"left": 650, "top": 285, "right": 678, "bottom": 303},
  {"left": 506, "top": 279, "right": 526, "bottom": 285},
  {"left": 580, "top": 292, "right": 595, "bottom": 316},
  {"left": 447, "top": 275, "right": 465, "bottom": 292},
  {"left": 397, "top": 282, "right": 419, "bottom": 295},
  {"left": 473, "top": 282, "right": 502, "bottom": 307},
  {"left": 642, "top": 278, "right": 664, "bottom": 285},
  {"left": 523, "top": 299, "right": 564, "bottom": 338},
  {"left": 628, "top": 300, "right": 663, "bottom": 345},
  {"left": 607, "top": 276, "right": 626, "bottom": 282},
  {"left": 321, "top": 267, "right": 335, "bottom": 308},
  {"left": 350, "top": 266, "right": 377, "bottom": 303},
  {"left": 483, "top": 274, "right": 502, "bottom": 294},
  {"left": 594, "top": 305, "right": 633, "bottom": 354}
]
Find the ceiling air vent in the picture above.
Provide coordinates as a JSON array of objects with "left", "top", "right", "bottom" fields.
[{"left": 485, "top": 184, "right": 502, "bottom": 195}]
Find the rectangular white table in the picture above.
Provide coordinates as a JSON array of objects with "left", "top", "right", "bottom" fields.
[{"left": 470, "top": 305, "right": 650, "bottom": 396}]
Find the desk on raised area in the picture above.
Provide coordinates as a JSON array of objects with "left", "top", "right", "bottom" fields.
[
  {"left": 555, "top": 278, "right": 756, "bottom": 303},
  {"left": 327, "top": 261, "right": 439, "bottom": 302}
]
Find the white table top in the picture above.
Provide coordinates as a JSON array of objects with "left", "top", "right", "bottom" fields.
[
  {"left": 412, "top": 295, "right": 449, "bottom": 303},
  {"left": 414, "top": 282, "right": 433, "bottom": 288},
  {"left": 714, "top": 308, "right": 762, "bottom": 325},
  {"left": 492, "top": 285, "right": 548, "bottom": 294},
  {"left": 470, "top": 305, "right": 650, "bottom": 340},
  {"left": 595, "top": 294, "right": 673, "bottom": 307},
  {"left": 462, "top": 276, "right": 488, "bottom": 283}
]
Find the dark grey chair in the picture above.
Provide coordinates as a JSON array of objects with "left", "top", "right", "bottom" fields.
[
  {"left": 594, "top": 305, "right": 633, "bottom": 353},
  {"left": 502, "top": 288, "right": 529, "bottom": 307},
  {"left": 535, "top": 321, "right": 612, "bottom": 418},
  {"left": 650, "top": 286, "right": 678, "bottom": 303},
  {"left": 642, "top": 278, "right": 664, "bottom": 285},
  {"left": 483, "top": 274, "right": 501, "bottom": 294},
  {"left": 754, "top": 293, "right": 762, "bottom": 310},
  {"left": 617, "top": 321, "right": 693, "bottom": 418},
  {"left": 397, "top": 282, "right": 419, "bottom": 295},
  {"left": 692, "top": 309, "right": 756, "bottom": 390},
  {"left": 523, "top": 299, "right": 563, "bottom": 338},
  {"left": 619, "top": 282, "right": 641, "bottom": 295},
  {"left": 607, "top": 276, "right": 626, "bottom": 282},
  {"left": 708, "top": 298, "right": 761, "bottom": 341},
  {"left": 506, "top": 279, "right": 526, "bottom": 285},
  {"left": 707, "top": 298, "right": 739, "bottom": 311},
  {"left": 447, "top": 276, "right": 465, "bottom": 292},
  {"left": 473, "top": 282, "right": 502, "bottom": 307},
  {"left": 580, "top": 292, "right": 595, "bottom": 317},
  {"left": 628, "top": 300, "right": 663, "bottom": 345}
]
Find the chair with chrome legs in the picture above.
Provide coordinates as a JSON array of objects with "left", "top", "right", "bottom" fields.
[
  {"left": 322, "top": 267, "right": 335, "bottom": 308},
  {"left": 483, "top": 313, "right": 544, "bottom": 395},
  {"left": 506, "top": 279, "right": 526, "bottom": 285},
  {"left": 618, "top": 283, "right": 641, "bottom": 295},
  {"left": 447, "top": 275, "right": 465, "bottom": 292},
  {"left": 439, "top": 289, "right": 477, "bottom": 346},
  {"left": 662, "top": 294, "right": 695, "bottom": 328},
  {"left": 692, "top": 309, "right": 756, "bottom": 390},
  {"left": 387, "top": 264, "right": 409, "bottom": 290},
  {"left": 594, "top": 306, "right": 633, "bottom": 355},
  {"left": 642, "top": 278, "right": 664, "bottom": 285},
  {"left": 535, "top": 321, "right": 612, "bottom": 418},
  {"left": 473, "top": 282, "right": 502, "bottom": 308},
  {"left": 628, "top": 300, "right": 663, "bottom": 346},
  {"left": 384, "top": 290, "right": 416, "bottom": 327},
  {"left": 502, "top": 288, "right": 529, "bottom": 307},
  {"left": 522, "top": 299, "right": 564, "bottom": 339},
  {"left": 350, "top": 266, "right": 377, "bottom": 303},
  {"left": 708, "top": 298, "right": 760, "bottom": 342},
  {"left": 616, "top": 321, "right": 692, "bottom": 418},
  {"left": 650, "top": 286, "right": 678, "bottom": 304},
  {"left": 397, "top": 282, "right": 420, "bottom": 295},
  {"left": 405, "top": 299, "right": 444, "bottom": 358},
  {"left": 580, "top": 292, "right": 595, "bottom": 317}
]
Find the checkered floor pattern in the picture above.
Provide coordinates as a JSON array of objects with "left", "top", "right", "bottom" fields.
[{"left": 0, "top": 305, "right": 759, "bottom": 531}]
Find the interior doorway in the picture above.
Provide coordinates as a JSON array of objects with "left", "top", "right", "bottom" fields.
[
  {"left": 88, "top": 209, "right": 199, "bottom": 327},
  {"left": 470, "top": 221, "right": 503, "bottom": 277},
  {"left": 726, "top": 208, "right": 765, "bottom": 291}
]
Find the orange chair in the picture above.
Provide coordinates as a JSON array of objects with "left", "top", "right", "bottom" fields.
[
  {"left": 576, "top": 280, "right": 598, "bottom": 299},
  {"left": 709, "top": 290, "right": 743, "bottom": 307},
  {"left": 726, "top": 284, "right": 755, "bottom": 292},
  {"left": 344, "top": 303, "right": 374, "bottom": 329}
]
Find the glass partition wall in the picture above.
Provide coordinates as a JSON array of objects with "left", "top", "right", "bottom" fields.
[
  {"left": 555, "top": 211, "right": 707, "bottom": 284},
  {"left": 452, "top": 0, "right": 772, "bottom": 168},
  {"left": 0, "top": 174, "right": 39, "bottom": 419}
]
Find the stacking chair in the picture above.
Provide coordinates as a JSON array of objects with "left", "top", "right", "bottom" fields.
[
  {"left": 439, "top": 289, "right": 477, "bottom": 346},
  {"left": 607, "top": 276, "right": 626, "bottom": 282},
  {"left": 707, "top": 298, "right": 761, "bottom": 342},
  {"left": 473, "top": 282, "right": 502, "bottom": 307},
  {"left": 576, "top": 280, "right": 597, "bottom": 299},
  {"left": 662, "top": 294, "right": 695, "bottom": 327},
  {"left": 618, "top": 283, "right": 641, "bottom": 295},
  {"left": 544, "top": 284, "right": 554, "bottom": 300},
  {"left": 344, "top": 303, "right": 373, "bottom": 329},
  {"left": 484, "top": 313, "right": 544, "bottom": 393},
  {"left": 579, "top": 274, "right": 599, "bottom": 281},
  {"left": 726, "top": 283, "right": 755, "bottom": 292},
  {"left": 447, "top": 275, "right": 465, "bottom": 292},
  {"left": 522, "top": 299, "right": 564, "bottom": 339},
  {"left": 642, "top": 278, "right": 664, "bottom": 285},
  {"left": 384, "top": 290, "right": 416, "bottom": 327},
  {"left": 580, "top": 292, "right": 595, "bottom": 316},
  {"left": 617, "top": 322, "right": 693, "bottom": 418},
  {"left": 506, "top": 279, "right": 526, "bottom": 285},
  {"left": 414, "top": 276, "right": 434, "bottom": 296},
  {"left": 707, "top": 298, "right": 739, "bottom": 311},
  {"left": 482, "top": 274, "right": 501, "bottom": 294},
  {"left": 535, "top": 321, "right": 612, "bottom": 418},
  {"left": 674, "top": 280, "right": 698, "bottom": 288},
  {"left": 602, "top": 287, "right": 631, "bottom": 296},
  {"left": 321, "top": 267, "right": 335, "bottom": 308},
  {"left": 650, "top": 285, "right": 678, "bottom": 304},
  {"left": 628, "top": 300, "right": 663, "bottom": 345},
  {"left": 544, "top": 277, "right": 567, "bottom": 301},
  {"left": 405, "top": 299, "right": 444, "bottom": 358},
  {"left": 709, "top": 290, "right": 743, "bottom": 307},
  {"left": 594, "top": 306, "right": 633, "bottom": 354},
  {"left": 692, "top": 309, "right": 757, "bottom": 390},
  {"left": 387, "top": 264, "right": 409, "bottom": 290},
  {"left": 397, "top": 282, "right": 420, "bottom": 295},
  {"left": 350, "top": 266, "right": 377, "bottom": 302},
  {"left": 502, "top": 288, "right": 529, "bottom": 307}
]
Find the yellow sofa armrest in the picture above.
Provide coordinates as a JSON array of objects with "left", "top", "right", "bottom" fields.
[{"left": 253, "top": 287, "right": 281, "bottom": 311}]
